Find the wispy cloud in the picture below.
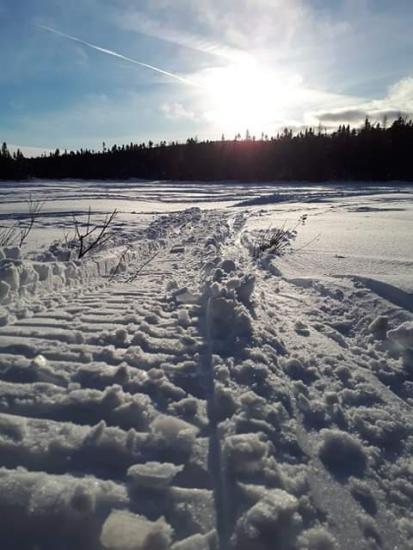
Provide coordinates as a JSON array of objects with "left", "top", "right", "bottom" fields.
[
  {"left": 317, "top": 109, "right": 369, "bottom": 123},
  {"left": 37, "top": 24, "right": 202, "bottom": 88},
  {"left": 160, "top": 102, "right": 197, "bottom": 121},
  {"left": 313, "top": 76, "right": 413, "bottom": 125},
  {"left": 115, "top": 10, "right": 248, "bottom": 63}
]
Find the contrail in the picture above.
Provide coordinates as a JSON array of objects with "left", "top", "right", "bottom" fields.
[{"left": 38, "top": 24, "right": 202, "bottom": 88}]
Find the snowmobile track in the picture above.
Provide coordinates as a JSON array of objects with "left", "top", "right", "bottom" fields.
[{"left": 0, "top": 207, "right": 412, "bottom": 549}]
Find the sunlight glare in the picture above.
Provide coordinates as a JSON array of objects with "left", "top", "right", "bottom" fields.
[{"left": 201, "top": 60, "right": 302, "bottom": 136}]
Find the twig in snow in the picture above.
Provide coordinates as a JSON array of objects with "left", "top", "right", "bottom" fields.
[
  {"left": 109, "top": 245, "right": 133, "bottom": 281},
  {"left": 17, "top": 195, "right": 44, "bottom": 247},
  {"left": 0, "top": 224, "right": 18, "bottom": 247},
  {"left": 72, "top": 206, "right": 118, "bottom": 259},
  {"left": 126, "top": 247, "right": 162, "bottom": 282}
]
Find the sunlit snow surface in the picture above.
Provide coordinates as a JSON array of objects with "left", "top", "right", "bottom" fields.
[
  {"left": 1, "top": 180, "right": 412, "bottom": 291},
  {"left": 0, "top": 180, "right": 412, "bottom": 549}
]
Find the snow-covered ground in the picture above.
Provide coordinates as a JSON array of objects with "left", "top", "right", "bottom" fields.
[{"left": 0, "top": 180, "right": 412, "bottom": 549}]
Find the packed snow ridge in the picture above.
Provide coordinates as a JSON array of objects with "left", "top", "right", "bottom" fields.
[{"left": 0, "top": 183, "right": 412, "bottom": 550}]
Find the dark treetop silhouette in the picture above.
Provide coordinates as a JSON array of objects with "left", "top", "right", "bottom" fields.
[{"left": 1, "top": 117, "right": 412, "bottom": 182}]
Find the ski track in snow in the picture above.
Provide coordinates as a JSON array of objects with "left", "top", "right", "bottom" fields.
[{"left": 0, "top": 198, "right": 412, "bottom": 549}]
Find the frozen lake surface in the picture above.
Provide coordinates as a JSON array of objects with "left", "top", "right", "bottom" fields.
[{"left": 2, "top": 180, "right": 412, "bottom": 291}]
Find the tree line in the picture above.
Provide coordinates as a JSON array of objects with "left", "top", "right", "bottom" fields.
[{"left": 1, "top": 117, "right": 412, "bottom": 182}]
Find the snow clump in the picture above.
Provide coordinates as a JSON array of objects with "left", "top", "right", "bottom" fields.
[
  {"left": 297, "top": 527, "right": 337, "bottom": 549},
  {"left": 318, "top": 429, "right": 368, "bottom": 476},
  {"left": 231, "top": 489, "right": 302, "bottom": 550},
  {"left": 100, "top": 510, "right": 172, "bottom": 550},
  {"left": 127, "top": 462, "right": 184, "bottom": 491},
  {"left": 223, "top": 433, "right": 268, "bottom": 474},
  {"left": 151, "top": 414, "right": 198, "bottom": 453},
  {"left": 387, "top": 321, "right": 413, "bottom": 350}
]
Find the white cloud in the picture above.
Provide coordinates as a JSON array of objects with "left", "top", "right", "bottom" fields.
[
  {"left": 388, "top": 77, "right": 413, "bottom": 106},
  {"left": 115, "top": 10, "right": 246, "bottom": 63},
  {"left": 312, "top": 76, "right": 413, "bottom": 126},
  {"left": 113, "top": 0, "right": 347, "bottom": 67},
  {"left": 160, "top": 102, "right": 197, "bottom": 121}
]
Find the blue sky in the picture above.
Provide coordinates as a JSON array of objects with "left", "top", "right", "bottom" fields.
[{"left": 1, "top": 0, "right": 413, "bottom": 154}]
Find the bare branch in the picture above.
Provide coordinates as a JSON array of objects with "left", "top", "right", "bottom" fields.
[
  {"left": 17, "top": 195, "right": 44, "bottom": 247},
  {"left": 0, "top": 224, "right": 19, "bottom": 247},
  {"left": 126, "top": 247, "right": 161, "bottom": 282},
  {"left": 71, "top": 208, "right": 118, "bottom": 259}
]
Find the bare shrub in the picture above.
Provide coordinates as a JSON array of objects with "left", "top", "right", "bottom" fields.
[
  {"left": 72, "top": 207, "right": 118, "bottom": 259},
  {"left": 0, "top": 196, "right": 44, "bottom": 248},
  {"left": 17, "top": 196, "right": 44, "bottom": 247},
  {"left": 253, "top": 215, "right": 307, "bottom": 259}
]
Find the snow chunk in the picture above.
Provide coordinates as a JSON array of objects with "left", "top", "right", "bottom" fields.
[
  {"left": 0, "top": 467, "right": 127, "bottom": 545},
  {"left": 0, "top": 261, "right": 20, "bottom": 290},
  {"left": 223, "top": 433, "right": 268, "bottom": 474},
  {"left": 284, "top": 358, "right": 317, "bottom": 383},
  {"left": 367, "top": 315, "right": 388, "bottom": 339},
  {"left": 168, "top": 487, "right": 216, "bottom": 537},
  {"left": 239, "top": 392, "right": 269, "bottom": 419},
  {"left": 151, "top": 415, "right": 198, "bottom": 452},
  {"left": 212, "top": 382, "right": 238, "bottom": 421},
  {"left": 349, "top": 407, "right": 405, "bottom": 450},
  {"left": 173, "top": 287, "right": 200, "bottom": 305},
  {"left": 127, "top": 462, "right": 183, "bottom": 490},
  {"left": 297, "top": 527, "right": 337, "bottom": 550},
  {"left": 387, "top": 321, "right": 413, "bottom": 350},
  {"left": 100, "top": 510, "right": 172, "bottom": 550},
  {"left": 207, "top": 296, "right": 252, "bottom": 342},
  {"left": 236, "top": 274, "right": 255, "bottom": 305},
  {"left": 231, "top": 489, "right": 301, "bottom": 550},
  {"left": 124, "top": 345, "right": 174, "bottom": 369},
  {"left": 30, "top": 354, "right": 63, "bottom": 384},
  {"left": 318, "top": 429, "right": 367, "bottom": 476},
  {"left": 177, "top": 308, "right": 191, "bottom": 327}
]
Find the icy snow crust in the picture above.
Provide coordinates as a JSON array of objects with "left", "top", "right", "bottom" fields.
[{"left": 0, "top": 181, "right": 412, "bottom": 549}]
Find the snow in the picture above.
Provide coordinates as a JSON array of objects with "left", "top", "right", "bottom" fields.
[
  {"left": 318, "top": 429, "right": 368, "bottom": 477},
  {"left": 223, "top": 433, "right": 269, "bottom": 474},
  {"left": 231, "top": 488, "right": 301, "bottom": 549},
  {"left": 127, "top": 462, "right": 184, "bottom": 490},
  {"left": 387, "top": 320, "right": 413, "bottom": 350},
  {"left": 100, "top": 510, "right": 173, "bottom": 550},
  {"left": 0, "top": 179, "right": 412, "bottom": 548}
]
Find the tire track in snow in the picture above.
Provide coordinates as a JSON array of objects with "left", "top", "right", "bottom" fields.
[
  {"left": 199, "top": 296, "right": 233, "bottom": 550},
  {"left": 1, "top": 205, "right": 412, "bottom": 548},
  {"left": 0, "top": 208, "right": 229, "bottom": 548},
  {"left": 256, "top": 273, "right": 411, "bottom": 549}
]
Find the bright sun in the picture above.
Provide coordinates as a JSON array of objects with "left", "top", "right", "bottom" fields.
[{"left": 200, "top": 60, "right": 300, "bottom": 135}]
